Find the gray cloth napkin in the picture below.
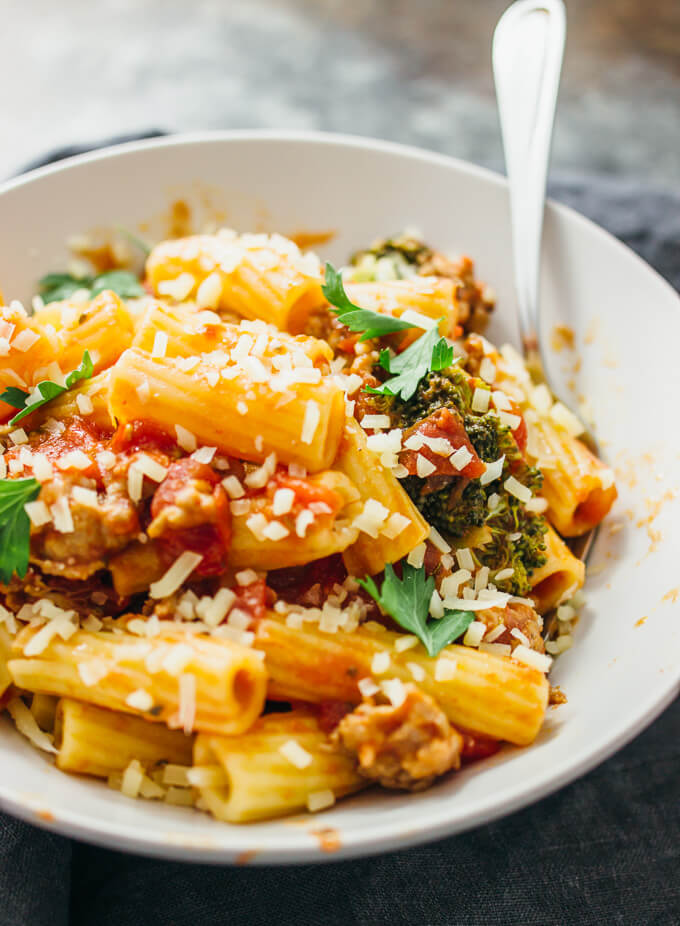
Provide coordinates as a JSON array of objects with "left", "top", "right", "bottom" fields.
[{"left": 1, "top": 147, "right": 679, "bottom": 926}]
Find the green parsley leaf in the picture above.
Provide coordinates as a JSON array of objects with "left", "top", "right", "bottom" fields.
[
  {"left": 0, "top": 477, "right": 41, "bottom": 584},
  {"left": 38, "top": 273, "right": 93, "bottom": 304},
  {"left": 38, "top": 269, "right": 144, "bottom": 305},
  {"left": 321, "top": 262, "right": 417, "bottom": 341},
  {"left": 1, "top": 350, "right": 94, "bottom": 425},
  {"left": 358, "top": 563, "right": 475, "bottom": 658},
  {"left": 367, "top": 325, "right": 456, "bottom": 402},
  {"left": 89, "top": 270, "right": 145, "bottom": 299}
]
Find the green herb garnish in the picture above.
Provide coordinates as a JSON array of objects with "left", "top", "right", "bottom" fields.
[
  {"left": 39, "top": 270, "right": 145, "bottom": 304},
  {"left": 322, "top": 261, "right": 455, "bottom": 400},
  {"left": 322, "top": 262, "right": 417, "bottom": 341},
  {"left": 0, "top": 477, "right": 41, "bottom": 583},
  {"left": 1, "top": 350, "right": 94, "bottom": 425},
  {"left": 366, "top": 328, "right": 455, "bottom": 402},
  {"left": 359, "top": 563, "right": 474, "bottom": 658}
]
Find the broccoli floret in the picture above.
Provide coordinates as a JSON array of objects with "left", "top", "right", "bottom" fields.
[
  {"left": 388, "top": 364, "right": 548, "bottom": 594},
  {"left": 402, "top": 478, "right": 487, "bottom": 540},
  {"left": 477, "top": 496, "right": 548, "bottom": 597},
  {"left": 463, "top": 412, "right": 499, "bottom": 463},
  {"left": 350, "top": 234, "right": 433, "bottom": 270},
  {"left": 390, "top": 370, "right": 471, "bottom": 429}
]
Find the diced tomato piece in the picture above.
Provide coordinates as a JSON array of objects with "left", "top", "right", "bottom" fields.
[
  {"left": 507, "top": 399, "right": 527, "bottom": 454},
  {"left": 158, "top": 524, "right": 227, "bottom": 576},
  {"left": 111, "top": 420, "right": 178, "bottom": 455},
  {"left": 270, "top": 471, "right": 343, "bottom": 514},
  {"left": 150, "top": 458, "right": 220, "bottom": 519},
  {"left": 315, "top": 700, "right": 353, "bottom": 734},
  {"left": 152, "top": 459, "right": 229, "bottom": 577},
  {"left": 9, "top": 417, "right": 109, "bottom": 484},
  {"left": 460, "top": 732, "right": 501, "bottom": 764},
  {"left": 336, "top": 334, "right": 359, "bottom": 354},
  {"left": 399, "top": 407, "right": 485, "bottom": 480}
]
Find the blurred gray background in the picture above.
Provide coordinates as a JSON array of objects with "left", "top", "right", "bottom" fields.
[{"left": 2, "top": 0, "right": 679, "bottom": 183}]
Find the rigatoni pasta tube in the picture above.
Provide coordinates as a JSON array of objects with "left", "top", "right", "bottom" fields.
[
  {"left": 146, "top": 232, "right": 326, "bottom": 331},
  {"left": 255, "top": 614, "right": 549, "bottom": 746},
  {"left": 529, "top": 524, "right": 585, "bottom": 614},
  {"left": 32, "top": 291, "right": 134, "bottom": 375},
  {"left": 344, "top": 277, "right": 458, "bottom": 341},
  {"left": 526, "top": 416, "right": 617, "bottom": 537},
  {"left": 228, "top": 471, "right": 361, "bottom": 569},
  {"left": 8, "top": 626, "right": 266, "bottom": 736},
  {"left": 30, "top": 370, "right": 114, "bottom": 431},
  {"left": 132, "top": 302, "right": 333, "bottom": 366},
  {"left": 108, "top": 348, "right": 346, "bottom": 472},
  {"left": 0, "top": 304, "right": 56, "bottom": 420},
  {"left": 335, "top": 419, "right": 429, "bottom": 575},
  {"left": 54, "top": 699, "right": 193, "bottom": 778},
  {"left": 0, "top": 626, "right": 13, "bottom": 701},
  {"left": 193, "top": 711, "right": 364, "bottom": 823}
]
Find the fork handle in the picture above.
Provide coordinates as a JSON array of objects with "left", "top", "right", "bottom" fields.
[{"left": 492, "top": 0, "right": 566, "bottom": 362}]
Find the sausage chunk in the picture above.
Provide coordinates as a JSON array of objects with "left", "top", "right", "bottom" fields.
[
  {"left": 477, "top": 601, "right": 545, "bottom": 653},
  {"left": 332, "top": 684, "right": 462, "bottom": 790},
  {"left": 31, "top": 472, "right": 139, "bottom": 578}
]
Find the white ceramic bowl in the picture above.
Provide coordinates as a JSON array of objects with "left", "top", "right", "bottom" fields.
[{"left": 0, "top": 132, "right": 678, "bottom": 864}]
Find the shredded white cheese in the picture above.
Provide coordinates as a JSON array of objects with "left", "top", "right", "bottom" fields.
[
  {"left": 301, "top": 401, "right": 321, "bottom": 444},
  {"left": 279, "top": 739, "right": 313, "bottom": 769},
  {"left": 149, "top": 551, "right": 203, "bottom": 599},
  {"left": 175, "top": 424, "right": 197, "bottom": 453}
]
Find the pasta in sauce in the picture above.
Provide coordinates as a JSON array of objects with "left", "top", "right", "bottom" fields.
[{"left": 0, "top": 228, "right": 616, "bottom": 822}]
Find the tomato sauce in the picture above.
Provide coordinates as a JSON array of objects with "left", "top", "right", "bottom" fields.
[
  {"left": 111, "top": 420, "right": 178, "bottom": 456},
  {"left": 460, "top": 732, "right": 501, "bottom": 764},
  {"left": 267, "top": 553, "right": 348, "bottom": 602},
  {"left": 399, "top": 407, "right": 485, "bottom": 480},
  {"left": 269, "top": 471, "right": 343, "bottom": 515},
  {"left": 151, "top": 458, "right": 231, "bottom": 578}
]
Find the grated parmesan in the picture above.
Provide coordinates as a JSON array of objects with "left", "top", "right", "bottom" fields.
[
  {"left": 380, "top": 678, "right": 407, "bottom": 708},
  {"left": 7, "top": 698, "right": 57, "bottom": 753},
  {"left": 301, "top": 401, "right": 321, "bottom": 444},
  {"left": 471, "top": 387, "right": 490, "bottom": 413},
  {"left": 24, "top": 500, "right": 51, "bottom": 527},
  {"left": 75, "top": 394, "right": 94, "bottom": 415},
  {"left": 125, "top": 689, "right": 153, "bottom": 711},
  {"left": 175, "top": 424, "right": 197, "bottom": 452},
  {"left": 306, "top": 789, "right": 335, "bottom": 813},
  {"left": 504, "top": 475, "right": 532, "bottom": 504},
  {"left": 512, "top": 644, "right": 552, "bottom": 673},
  {"left": 279, "top": 739, "right": 313, "bottom": 769},
  {"left": 50, "top": 497, "right": 74, "bottom": 533},
  {"left": 149, "top": 551, "right": 203, "bottom": 599},
  {"left": 371, "top": 651, "right": 391, "bottom": 675}
]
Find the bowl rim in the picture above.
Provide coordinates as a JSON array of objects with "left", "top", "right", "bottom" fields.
[{"left": 0, "top": 129, "right": 678, "bottom": 864}]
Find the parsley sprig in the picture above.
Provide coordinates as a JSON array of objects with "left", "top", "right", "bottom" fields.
[
  {"left": 0, "top": 477, "right": 41, "bottom": 584},
  {"left": 1, "top": 350, "right": 94, "bottom": 425},
  {"left": 39, "top": 269, "right": 145, "bottom": 305},
  {"left": 322, "top": 263, "right": 417, "bottom": 341},
  {"left": 322, "top": 262, "right": 455, "bottom": 401},
  {"left": 359, "top": 563, "right": 474, "bottom": 658},
  {"left": 368, "top": 330, "right": 455, "bottom": 402}
]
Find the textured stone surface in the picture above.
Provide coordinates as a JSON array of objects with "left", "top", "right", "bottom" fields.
[{"left": 2, "top": 0, "right": 679, "bottom": 182}]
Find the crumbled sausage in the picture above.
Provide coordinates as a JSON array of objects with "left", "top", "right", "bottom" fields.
[
  {"left": 332, "top": 684, "right": 462, "bottom": 790},
  {"left": 30, "top": 472, "right": 139, "bottom": 578},
  {"left": 477, "top": 601, "right": 545, "bottom": 653}
]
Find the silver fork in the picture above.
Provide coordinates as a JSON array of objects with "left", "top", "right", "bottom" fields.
[{"left": 492, "top": 0, "right": 597, "bottom": 633}]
